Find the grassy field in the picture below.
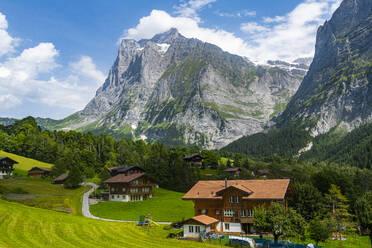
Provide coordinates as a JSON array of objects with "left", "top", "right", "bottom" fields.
[
  {"left": 90, "top": 188, "right": 194, "bottom": 222},
  {"left": 0, "top": 178, "right": 88, "bottom": 214},
  {"left": 0, "top": 150, "right": 53, "bottom": 175},
  {"left": 0, "top": 199, "right": 217, "bottom": 248},
  {"left": 290, "top": 233, "right": 371, "bottom": 248}
]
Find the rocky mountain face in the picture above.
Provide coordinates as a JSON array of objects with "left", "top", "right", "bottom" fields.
[
  {"left": 280, "top": 0, "right": 372, "bottom": 136},
  {"left": 56, "top": 28, "right": 304, "bottom": 148}
]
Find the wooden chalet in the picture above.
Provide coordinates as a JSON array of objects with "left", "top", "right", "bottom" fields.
[
  {"left": 224, "top": 167, "right": 241, "bottom": 177},
  {"left": 183, "top": 153, "right": 204, "bottom": 165},
  {"left": 54, "top": 173, "right": 68, "bottom": 184},
  {"left": 106, "top": 166, "right": 145, "bottom": 177},
  {"left": 182, "top": 179, "right": 290, "bottom": 235},
  {"left": 28, "top": 167, "right": 51, "bottom": 178},
  {"left": 104, "top": 171, "right": 155, "bottom": 202},
  {"left": 0, "top": 157, "right": 17, "bottom": 179}
]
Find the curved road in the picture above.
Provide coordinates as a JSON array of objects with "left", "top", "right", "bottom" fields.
[{"left": 81, "top": 183, "right": 171, "bottom": 224}]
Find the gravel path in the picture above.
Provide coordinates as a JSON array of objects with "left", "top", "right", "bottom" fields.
[{"left": 81, "top": 183, "right": 171, "bottom": 224}]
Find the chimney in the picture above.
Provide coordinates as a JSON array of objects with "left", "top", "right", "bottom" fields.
[{"left": 225, "top": 178, "right": 227, "bottom": 189}]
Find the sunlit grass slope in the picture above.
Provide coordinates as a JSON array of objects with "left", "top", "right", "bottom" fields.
[
  {"left": 90, "top": 187, "right": 194, "bottom": 222},
  {"left": 0, "top": 199, "right": 216, "bottom": 248},
  {"left": 0, "top": 150, "right": 53, "bottom": 173}
]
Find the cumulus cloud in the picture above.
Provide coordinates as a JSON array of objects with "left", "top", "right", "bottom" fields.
[
  {"left": 240, "top": 22, "right": 269, "bottom": 34},
  {"left": 0, "top": 12, "right": 17, "bottom": 57},
  {"left": 70, "top": 55, "right": 106, "bottom": 85},
  {"left": 123, "top": 0, "right": 341, "bottom": 63},
  {"left": 0, "top": 43, "right": 104, "bottom": 112}
]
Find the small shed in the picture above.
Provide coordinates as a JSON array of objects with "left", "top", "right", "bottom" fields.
[
  {"left": 183, "top": 215, "right": 219, "bottom": 238},
  {"left": 28, "top": 167, "right": 51, "bottom": 178},
  {"left": 54, "top": 173, "right": 68, "bottom": 184},
  {"left": 224, "top": 167, "right": 241, "bottom": 177}
]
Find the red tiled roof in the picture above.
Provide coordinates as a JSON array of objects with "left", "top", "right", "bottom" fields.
[
  {"left": 182, "top": 179, "right": 290, "bottom": 200},
  {"left": 104, "top": 172, "right": 146, "bottom": 183}
]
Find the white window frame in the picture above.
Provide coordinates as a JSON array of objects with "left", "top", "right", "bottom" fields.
[
  {"left": 247, "top": 209, "right": 254, "bottom": 217},
  {"left": 241, "top": 209, "right": 246, "bottom": 217},
  {"left": 189, "top": 226, "right": 194, "bottom": 233},
  {"left": 195, "top": 226, "right": 200, "bottom": 233},
  {"left": 224, "top": 209, "right": 234, "bottom": 217}
]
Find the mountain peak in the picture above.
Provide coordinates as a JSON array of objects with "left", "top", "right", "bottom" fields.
[{"left": 151, "top": 28, "right": 184, "bottom": 44}]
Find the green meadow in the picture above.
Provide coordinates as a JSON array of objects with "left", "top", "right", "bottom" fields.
[
  {"left": 0, "top": 199, "right": 216, "bottom": 248},
  {"left": 90, "top": 187, "right": 194, "bottom": 222}
]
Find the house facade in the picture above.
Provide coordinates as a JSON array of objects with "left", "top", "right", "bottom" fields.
[
  {"left": 0, "top": 157, "right": 17, "bottom": 179},
  {"left": 107, "top": 166, "right": 145, "bottom": 177},
  {"left": 182, "top": 179, "right": 290, "bottom": 235},
  {"left": 104, "top": 172, "right": 155, "bottom": 202},
  {"left": 28, "top": 167, "right": 51, "bottom": 178}
]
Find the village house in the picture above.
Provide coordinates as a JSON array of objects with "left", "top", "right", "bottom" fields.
[
  {"left": 182, "top": 179, "right": 291, "bottom": 236},
  {"left": 224, "top": 167, "right": 241, "bottom": 177},
  {"left": 0, "top": 157, "right": 17, "bottom": 179},
  {"left": 104, "top": 167, "right": 155, "bottom": 202},
  {"left": 107, "top": 166, "right": 145, "bottom": 177},
  {"left": 28, "top": 167, "right": 51, "bottom": 178},
  {"left": 183, "top": 153, "right": 204, "bottom": 166}
]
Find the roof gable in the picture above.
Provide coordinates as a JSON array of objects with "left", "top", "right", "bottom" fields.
[
  {"left": 215, "top": 185, "right": 252, "bottom": 196},
  {"left": 184, "top": 215, "right": 219, "bottom": 226},
  {"left": 0, "top": 157, "right": 18, "bottom": 164},
  {"left": 104, "top": 172, "right": 148, "bottom": 184},
  {"left": 183, "top": 179, "right": 290, "bottom": 200}
]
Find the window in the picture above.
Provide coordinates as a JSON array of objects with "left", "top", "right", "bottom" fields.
[
  {"left": 247, "top": 209, "right": 254, "bottom": 217},
  {"left": 111, "top": 195, "right": 114, "bottom": 199},
  {"left": 117, "top": 195, "right": 120, "bottom": 199},
  {"left": 195, "top": 226, "right": 200, "bottom": 233},
  {"left": 122, "top": 187, "right": 126, "bottom": 192},
  {"left": 224, "top": 223, "right": 230, "bottom": 230},
  {"left": 130, "top": 188, "right": 138, "bottom": 193},
  {"left": 224, "top": 209, "right": 234, "bottom": 217},
  {"left": 131, "top": 180, "right": 138, "bottom": 185},
  {"left": 241, "top": 209, "right": 246, "bottom": 217},
  {"left": 216, "top": 210, "right": 221, "bottom": 215},
  {"left": 201, "top": 209, "right": 207, "bottom": 214},
  {"left": 189, "top": 226, "right": 194, "bottom": 233},
  {"left": 229, "top": 196, "right": 239, "bottom": 203}
]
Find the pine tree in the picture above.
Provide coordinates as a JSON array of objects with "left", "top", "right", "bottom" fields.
[{"left": 325, "top": 184, "right": 352, "bottom": 239}]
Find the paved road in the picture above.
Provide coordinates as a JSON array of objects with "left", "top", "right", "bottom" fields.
[{"left": 81, "top": 183, "right": 171, "bottom": 224}]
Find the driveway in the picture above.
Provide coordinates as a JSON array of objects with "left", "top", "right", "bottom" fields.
[{"left": 81, "top": 183, "right": 171, "bottom": 224}]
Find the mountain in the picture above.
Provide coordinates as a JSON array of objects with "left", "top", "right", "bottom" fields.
[
  {"left": 279, "top": 0, "right": 372, "bottom": 135},
  {"left": 0, "top": 117, "right": 17, "bottom": 126},
  {"left": 223, "top": 0, "right": 372, "bottom": 159},
  {"left": 54, "top": 28, "right": 305, "bottom": 148}
]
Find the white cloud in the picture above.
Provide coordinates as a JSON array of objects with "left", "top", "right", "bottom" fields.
[
  {"left": 240, "top": 22, "right": 269, "bottom": 34},
  {"left": 70, "top": 55, "right": 106, "bottom": 85},
  {"left": 0, "top": 43, "right": 103, "bottom": 112},
  {"left": 0, "top": 12, "right": 17, "bottom": 57},
  {"left": 0, "top": 94, "right": 21, "bottom": 110},
  {"left": 215, "top": 10, "right": 256, "bottom": 18},
  {"left": 174, "top": 0, "right": 216, "bottom": 21},
  {"left": 123, "top": 0, "right": 341, "bottom": 63},
  {"left": 263, "top": 16, "right": 286, "bottom": 23}
]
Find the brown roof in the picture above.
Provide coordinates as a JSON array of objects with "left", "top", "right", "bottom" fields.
[
  {"left": 182, "top": 179, "right": 290, "bottom": 200},
  {"left": 188, "top": 215, "right": 219, "bottom": 226},
  {"left": 225, "top": 167, "right": 241, "bottom": 172},
  {"left": 29, "top": 166, "right": 52, "bottom": 172},
  {"left": 54, "top": 173, "right": 68, "bottom": 182},
  {"left": 104, "top": 172, "right": 146, "bottom": 184}
]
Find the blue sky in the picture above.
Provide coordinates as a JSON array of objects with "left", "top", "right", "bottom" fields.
[{"left": 0, "top": 0, "right": 341, "bottom": 119}]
